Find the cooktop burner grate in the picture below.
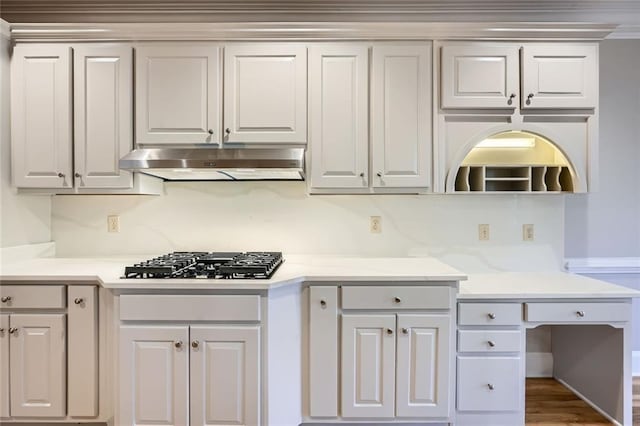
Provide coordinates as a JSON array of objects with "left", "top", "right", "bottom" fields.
[{"left": 123, "top": 251, "right": 283, "bottom": 279}]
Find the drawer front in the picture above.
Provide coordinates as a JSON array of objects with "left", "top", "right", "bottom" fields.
[
  {"left": 341, "top": 286, "right": 452, "bottom": 310},
  {"left": 458, "top": 330, "right": 521, "bottom": 353},
  {"left": 0, "top": 285, "right": 66, "bottom": 309},
  {"left": 120, "top": 295, "right": 261, "bottom": 321},
  {"left": 524, "top": 302, "right": 631, "bottom": 323},
  {"left": 458, "top": 303, "right": 521, "bottom": 326},
  {"left": 457, "top": 356, "right": 521, "bottom": 412}
]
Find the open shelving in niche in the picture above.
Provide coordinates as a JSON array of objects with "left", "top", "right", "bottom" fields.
[{"left": 453, "top": 131, "right": 575, "bottom": 193}]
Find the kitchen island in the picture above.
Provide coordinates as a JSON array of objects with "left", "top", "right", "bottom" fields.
[{"left": 1, "top": 253, "right": 638, "bottom": 425}]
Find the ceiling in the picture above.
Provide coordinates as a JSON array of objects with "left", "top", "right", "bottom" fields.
[{"left": 2, "top": 0, "right": 639, "bottom": 37}]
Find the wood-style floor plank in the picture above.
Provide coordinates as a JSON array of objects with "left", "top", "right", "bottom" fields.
[{"left": 633, "top": 376, "right": 640, "bottom": 425}]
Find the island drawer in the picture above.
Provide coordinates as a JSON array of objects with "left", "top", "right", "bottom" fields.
[
  {"left": 0, "top": 285, "right": 66, "bottom": 309},
  {"left": 524, "top": 302, "right": 631, "bottom": 323},
  {"left": 119, "top": 294, "right": 261, "bottom": 321},
  {"left": 458, "top": 330, "right": 521, "bottom": 353},
  {"left": 457, "top": 356, "right": 522, "bottom": 412},
  {"left": 341, "top": 286, "right": 452, "bottom": 310},
  {"left": 458, "top": 303, "right": 522, "bottom": 326}
]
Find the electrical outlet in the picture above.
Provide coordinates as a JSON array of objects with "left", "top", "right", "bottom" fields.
[
  {"left": 523, "top": 224, "right": 534, "bottom": 241},
  {"left": 107, "top": 215, "right": 120, "bottom": 233},
  {"left": 370, "top": 216, "right": 382, "bottom": 234},
  {"left": 478, "top": 224, "right": 490, "bottom": 241}
]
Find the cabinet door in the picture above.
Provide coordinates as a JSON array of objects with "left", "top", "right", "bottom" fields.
[
  {"left": 309, "top": 44, "right": 369, "bottom": 189},
  {"left": 371, "top": 43, "right": 431, "bottom": 188},
  {"left": 136, "top": 44, "right": 221, "bottom": 144},
  {"left": 224, "top": 44, "right": 307, "bottom": 143},
  {"left": 11, "top": 45, "right": 72, "bottom": 188},
  {"left": 119, "top": 326, "right": 189, "bottom": 426},
  {"left": 74, "top": 45, "right": 133, "bottom": 189},
  {"left": 67, "top": 286, "right": 98, "bottom": 417},
  {"left": 9, "top": 314, "right": 66, "bottom": 417},
  {"left": 190, "top": 325, "right": 260, "bottom": 426},
  {"left": 521, "top": 44, "right": 597, "bottom": 109},
  {"left": 441, "top": 45, "right": 519, "bottom": 109},
  {"left": 396, "top": 314, "right": 451, "bottom": 418},
  {"left": 341, "top": 314, "right": 396, "bottom": 418},
  {"left": 0, "top": 315, "right": 8, "bottom": 419}
]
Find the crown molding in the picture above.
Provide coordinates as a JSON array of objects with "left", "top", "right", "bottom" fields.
[{"left": 8, "top": 22, "right": 619, "bottom": 42}]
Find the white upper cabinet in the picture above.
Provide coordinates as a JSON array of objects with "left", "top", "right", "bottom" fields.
[
  {"left": 74, "top": 45, "right": 133, "bottom": 188},
  {"left": 371, "top": 43, "right": 431, "bottom": 188},
  {"left": 441, "top": 45, "right": 519, "bottom": 109},
  {"left": 521, "top": 44, "right": 597, "bottom": 109},
  {"left": 135, "top": 44, "right": 221, "bottom": 144},
  {"left": 309, "top": 44, "right": 369, "bottom": 189},
  {"left": 11, "top": 45, "right": 72, "bottom": 188},
  {"left": 224, "top": 44, "right": 307, "bottom": 144}
]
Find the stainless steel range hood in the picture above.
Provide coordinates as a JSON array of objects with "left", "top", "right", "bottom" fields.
[{"left": 119, "top": 148, "right": 305, "bottom": 181}]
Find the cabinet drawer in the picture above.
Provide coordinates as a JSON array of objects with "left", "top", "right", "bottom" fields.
[
  {"left": 458, "top": 330, "right": 521, "bottom": 353},
  {"left": 120, "top": 295, "right": 261, "bottom": 321},
  {"left": 458, "top": 303, "right": 521, "bottom": 326},
  {"left": 0, "top": 285, "right": 66, "bottom": 309},
  {"left": 457, "top": 356, "right": 521, "bottom": 412},
  {"left": 524, "top": 302, "right": 631, "bottom": 323},
  {"left": 341, "top": 286, "right": 452, "bottom": 310}
]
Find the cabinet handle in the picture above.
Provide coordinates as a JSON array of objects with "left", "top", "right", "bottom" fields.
[
  {"left": 0, "top": 328, "right": 4, "bottom": 333},
  {"left": 174, "top": 340, "right": 183, "bottom": 349},
  {"left": 526, "top": 93, "right": 534, "bottom": 105},
  {"left": 1, "top": 296, "right": 11, "bottom": 303},
  {"left": 394, "top": 297, "right": 402, "bottom": 304},
  {"left": 359, "top": 172, "right": 364, "bottom": 178},
  {"left": 225, "top": 128, "right": 231, "bottom": 135},
  {"left": 507, "top": 93, "right": 516, "bottom": 105},
  {"left": 487, "top": 313, "right": 496, "bottom": 320},
  {"left": 74, "top": 172, "right": 82, "bottom": 178},
  {"left": 386, "top": 328, "right": 394, "bottom": 335},
  {"left": 57, "top": 172, "right": 65, "bottom": 178},
  {"left": 74, "top": 297, "right": 84, "bottom": 305},
  {"left": 208, "top": 129, "right": 214, "bottom": 135},
  {"left": 401, "top": 327, "right": 409, "bottom": 335},
  {"left": 487, "top": 340, "right": 496, "bottom": 347},
  {"left": 8, "top": 328, "right": 17, "bottom": 334},
  {"left": 376, "top": 172, "right": 382, "bottom": 177},
  {"left": 576, "top": 310, "right": 585, "bottom": 317},
  {"left": 320, "top": 299, "right": 327, "bottom": 308},
  {"left": 191, "top": 340, "right": 200, "bottom": 349},
  {"left": 487, "top": 383, "right": 495, "bottom": 390}
]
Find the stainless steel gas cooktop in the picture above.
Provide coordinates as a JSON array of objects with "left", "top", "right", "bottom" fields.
[{"left": 123, "top": 252, "right": 283, "bottom": 279}]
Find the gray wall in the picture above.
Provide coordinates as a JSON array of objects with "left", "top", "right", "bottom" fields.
[{"left": 565, "top": 40, "right": 640, "bottom": 258}]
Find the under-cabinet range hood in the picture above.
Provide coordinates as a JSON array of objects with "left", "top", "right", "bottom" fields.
[{"left": 119, "top": 148, "right": 305, "bottom": 181}]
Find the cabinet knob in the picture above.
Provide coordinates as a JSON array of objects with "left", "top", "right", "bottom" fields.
[
  {"left": 174, "top": 340, "right": 183, "bottom": 349},
  {"left": 8, "top": 327, "right": 17, "bottom": 334},
  {"left": 0, "top": 328, "right": 4, "bottom": 333},
  {"left": 74, "top": 297, "right": 84, "bottom": 305},
  {"left": 386, "top": 328, "right": 394, "bottom": 335},
  {"left": 225, "top": 128, "right": 231, "bottom": 135},
  {"left": 487, "top": 313, "right": 496, "bottom": 320},
  {"left": 487, "top": 340, "right": 496, "bottom": 347},
  {"left": 576, "top": 310, "right": 585, "bottom": 317},
  {"left": 57, "top": 172, "right": 65, "bottom": 178},
  {"left": 359, "top": 172, "right": 364, "bottom": 178},
  {"left": 320, "top": 299, "right": 327, "bottom": 308},
  {"left": 507, "top": 93, "right": 516, "bottom": 105},
  {"left": 526, "top": 93, "right": 534, "bottom": 105},
  {"left": 191, "top": 340, "right": 200, "bottom": 349},
  {"left": 394, "top": 297, "right": 401, "bottom": 304},
  {"left": 74, "top": 172, "right": 82, "bottom": 178},
  {"left": 377, "top": 172, "right": 382, "bottom": 177},
  {"left": 208, "top": 129, "right": 214, "bottom": 135},
  {"left": 1, "top": 296, "right": 11, "bottom": 303},
  {"left": 487, "top": 383, "right": 495, "bottom": 390},
  {"left": 401, "top": 327, "right": 409, "bottom": 335}
]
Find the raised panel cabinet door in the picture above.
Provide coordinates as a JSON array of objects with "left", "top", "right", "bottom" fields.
[
  {"left": 9, "top": 314, "right": 65, "bottom": 418},
  {"left": 74, "top": 45, "right": 133, "bottom": 189},
  {"left": 11, "top": 45, "right": 72, "bottom": 188},
  {"left": 67, "top": 286, "right": 98, "bottom": 417},
  {"left": 190, "top": 325, "right": 260, "bottom": 426},
  {"left": 396, "top": 314, "right": 451, "bottom": 418},
  {"left": 135, "top": 44, "right": 221, "bottom": 144},
  {"left": 521, "top": 44, "right": 597, "bottom": 109},
  {"left": 309, "top": 44, "right": 369, "bottom": 189},
  {"left": 308, "top": 286, "right": 339, "bottom": 417},
  {"left": 441, "top": 45, "right": 519, "bottom": 109},
  {"left": 119, "top": 326, "right": 189, "bottom": 426},
  {"left": 341, "top": 314, "right": 396, "bottom": 418},
  {"left": 0, "top": 315, "right": 9, "bottom": 419},
  {"left": 224, "top": 43, "right": 307, "bottom": 143},
  {"left": 371, "top": 43, "right": 431, "bottom": 188}
]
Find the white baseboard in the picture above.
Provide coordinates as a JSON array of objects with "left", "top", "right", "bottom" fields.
[
  {"left": 526, "top": 352, "right": 553, "bottom": 377},
  {"left": 633, "top": 351, "right": 640, "bottom": 376},
  {"left": 564, "top": 257, "right": 640, "bottom": 274},
  {"left": 555, "top": 377, "right": 622, "bottom": 426}
]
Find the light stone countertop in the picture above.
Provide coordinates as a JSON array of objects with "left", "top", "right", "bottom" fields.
[{"left": 1, "top": 254, "right": 638, "bottom": 299}]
